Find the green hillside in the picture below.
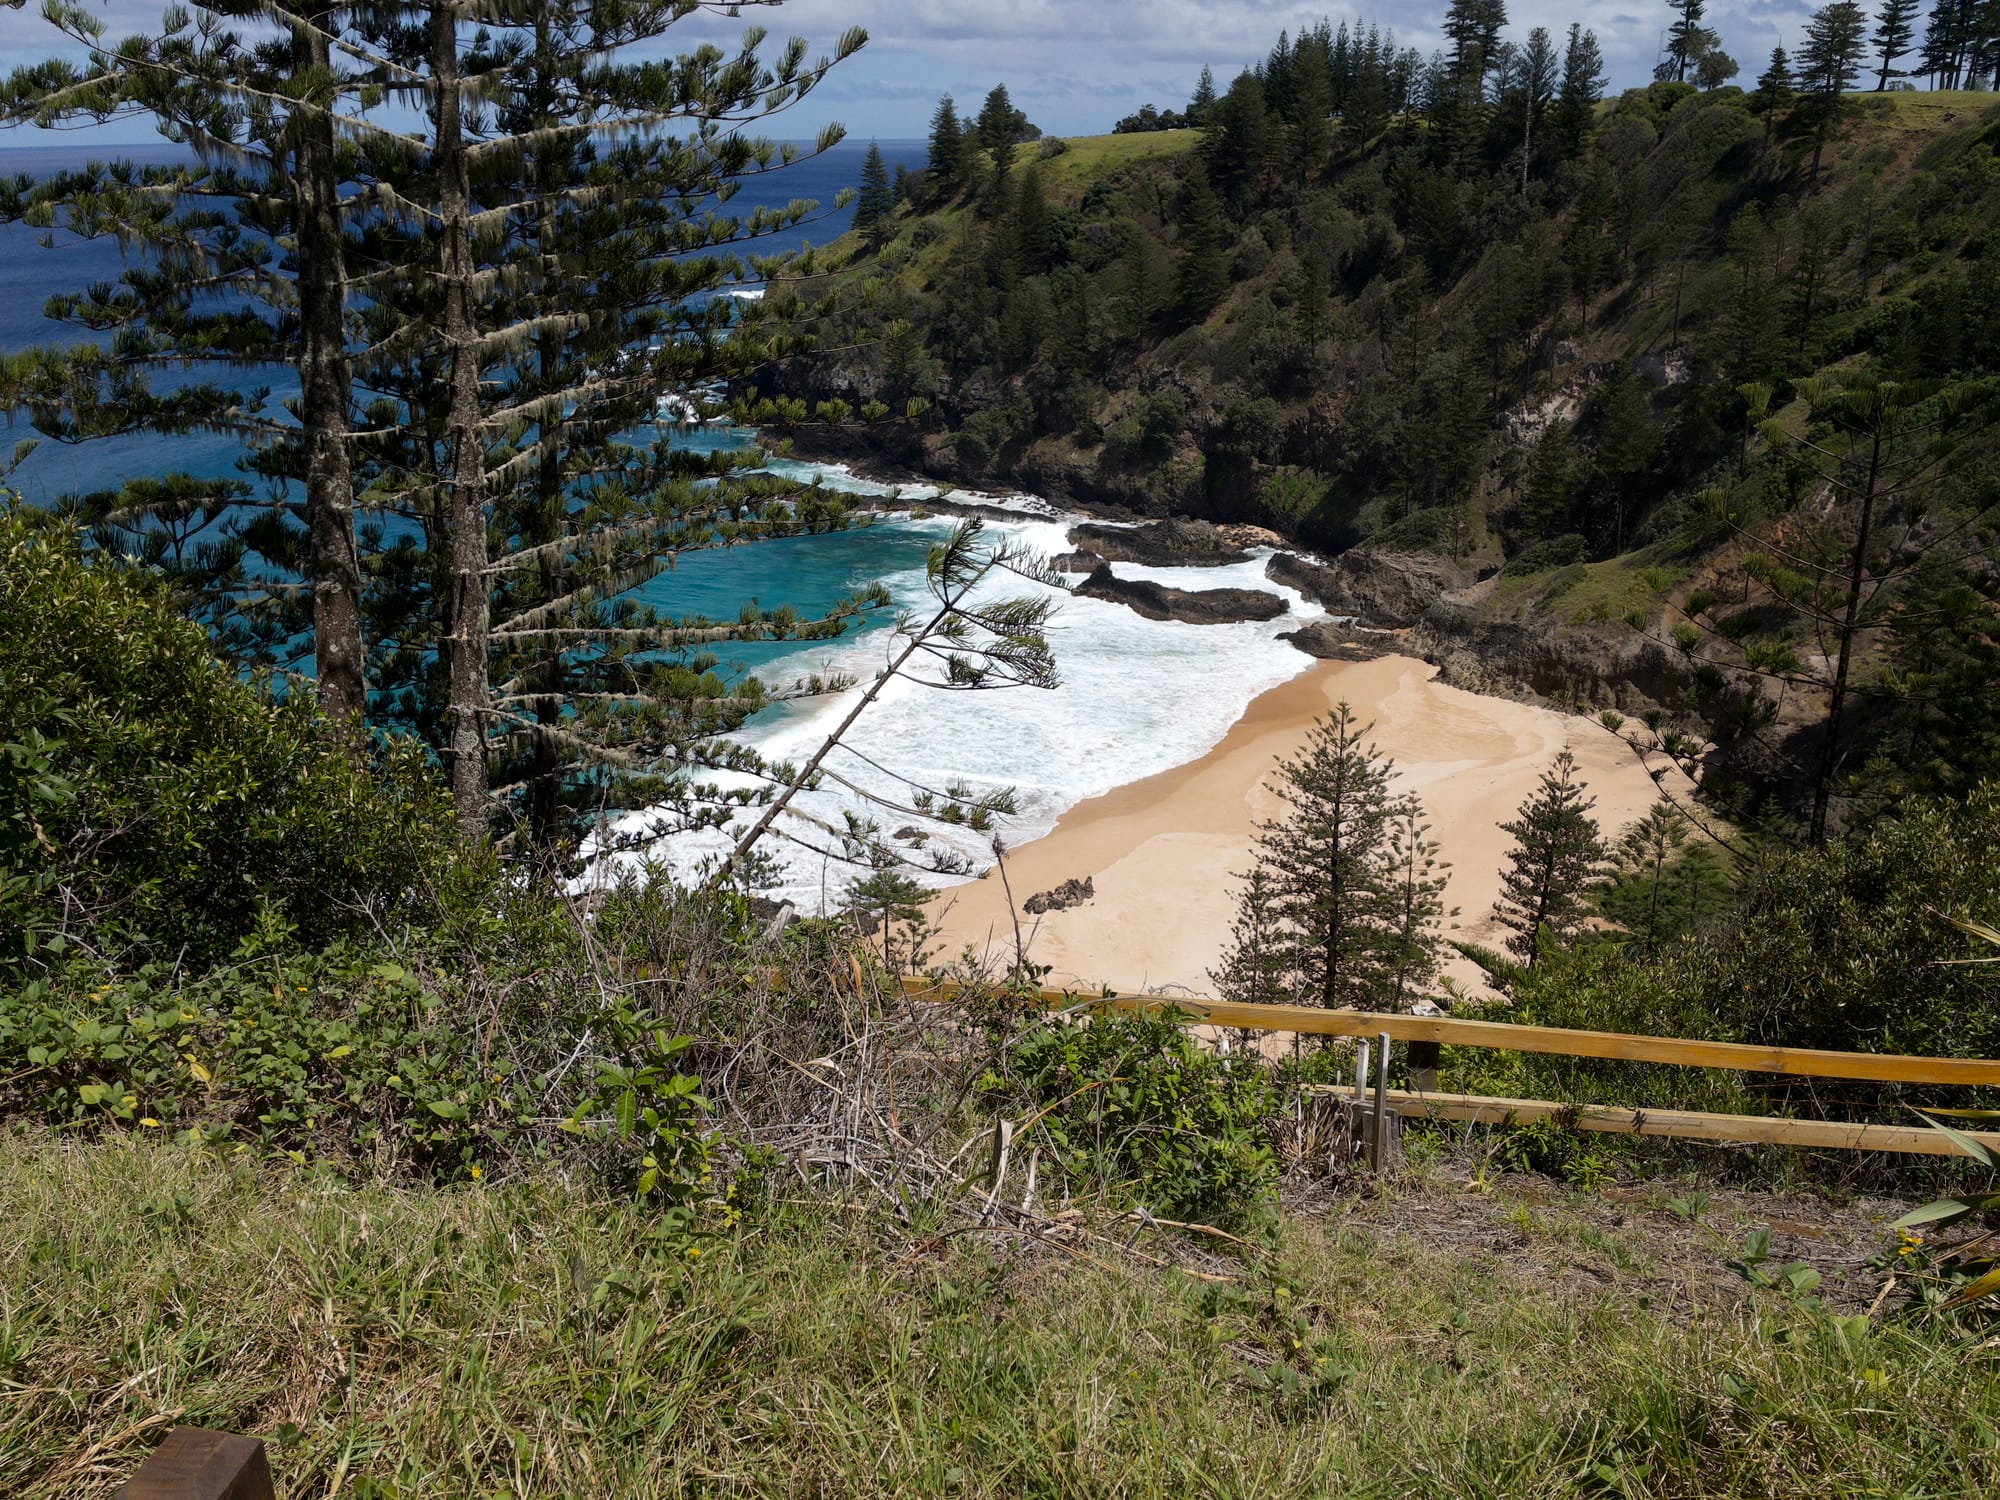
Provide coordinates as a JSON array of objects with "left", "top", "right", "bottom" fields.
[{"left": 764, "top": 63, "right": 2000, "bottom": 836}]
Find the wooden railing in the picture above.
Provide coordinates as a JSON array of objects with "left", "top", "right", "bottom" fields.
[{"left": 904, "top": 977, "right": 2000, "bottom": 1158}]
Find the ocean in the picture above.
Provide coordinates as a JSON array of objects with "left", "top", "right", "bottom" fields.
[{"left": 0, "top": 137, "right": 1326, "bottom": 910}]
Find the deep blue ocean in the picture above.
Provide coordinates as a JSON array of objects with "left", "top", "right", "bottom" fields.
[
  {"left": 0, "top": 138, "right": 927, "bottom": 502},
  {"left": 0, "top": 135, "right": 1327, "bottom": 909}
]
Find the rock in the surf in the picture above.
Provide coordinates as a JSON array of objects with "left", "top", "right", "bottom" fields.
[
  {"left": 1066, "top": 518, "right": 1248, "bottom": 567},
  {"left": 1075, "top": 564, "right": 1288, "bottom": 625}
]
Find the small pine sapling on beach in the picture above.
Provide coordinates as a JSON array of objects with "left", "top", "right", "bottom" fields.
[
  {"left": 1492, "top": 749, "right": 1608, "bottom": 967},
  {"left": 1211, "top": 867, "right": 1294, "bottom": 1009},
  {"left": 1382, "top": 802, "right": 1453, "bottom": 1009}
]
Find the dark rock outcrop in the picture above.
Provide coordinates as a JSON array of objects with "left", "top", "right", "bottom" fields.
[
  {"left": 1279, "top": 619, "right": 1400, "bottom": 662},
  {"left": 1024, "top": 877, "right": 1094, "bottom": 915},
  {"left": 1051, "top": 549, "right": 1105, "bottom": 575},
  {"left": 1408, "top": 602, "right": 1699, "bottom": 712},
  {"left": 1265, "top": 548, "right": 1463, "bottom": 628},
  {"left": 1068, "top": 518, "right": 1248, "bottom": 567},
  {"left": 1075, "top": 563, "right": 1288, "bottom": 624}
]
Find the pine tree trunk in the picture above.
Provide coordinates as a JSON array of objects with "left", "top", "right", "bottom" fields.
[
  {"left": 1809, "top": 427, "right": 1885, "bottom": 845},
  {"left": 530, "top": 143, "right": 565, "bottom": 849},
  {"left": 1321, "top": 806, "right": 1344, "bottom": 1009},
  {"left": 294, "top": 12, "right": 365, "bottom": 731},
  {"left": 435, "top": 5, "right": 490, "bottom": 833}
]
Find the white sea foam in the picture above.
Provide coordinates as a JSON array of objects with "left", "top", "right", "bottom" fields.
[
  {"left": 756, "top": 457, "right": 1066, "bottom": 518},
  {"left": 588, "top": 463, "right": 1325, "bottom": 909}
]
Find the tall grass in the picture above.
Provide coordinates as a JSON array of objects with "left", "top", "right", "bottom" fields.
[{"left": 6, "top": 1136, "right": 1997, "bottom": 1499}]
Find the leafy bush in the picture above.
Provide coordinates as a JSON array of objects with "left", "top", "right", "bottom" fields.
[
  {"left": 1708, "top": 790, "right": 2000, "bottom": 1070},
  {"left": 0, "top": 503, "right": 453, "bottom": 974},
  {"left": 0, "top": 904, "right": 714, "bottom": 1202},
  {"left": 1481, "top": 791, "right": 2000, "bottom": 1118},
  {"left": 990, "top": 1009, "right": 1279, "bottom": 1228}
]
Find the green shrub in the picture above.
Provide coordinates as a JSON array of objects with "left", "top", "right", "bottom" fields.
[
  {"left": 990, "top": 1009, "right": 1279, "bottom": 1228},
  {"left": 0, "top": 907, "right": 715, "bottom": 1203},
  {"left": 1502, "top": 532, "right": 1590, "bottom": 576},
  {"left": 1706, "top": 790, "right": 2000, "bottom": 1068},
  {"left": 0, "top": 503, "right": 453, "bottom": 974},
  {"left": 1484, "top": 790, "right": 2000, "bottom": 1119}
]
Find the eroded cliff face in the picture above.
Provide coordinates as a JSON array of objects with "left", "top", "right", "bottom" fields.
[{"left": 1262, "top": 543, "right": 1699, "bottom": 715}]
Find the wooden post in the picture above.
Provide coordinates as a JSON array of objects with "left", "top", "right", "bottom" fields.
[
  {"left": 1372, "top": 1031, "right": 1392, "bottom": 1168},
  {"left": 1352, "top": 1039, "right": 1370, "bottom": 1165},
  {"left": 117, "top": 1427, "right": 274, "bottom": 1500}
]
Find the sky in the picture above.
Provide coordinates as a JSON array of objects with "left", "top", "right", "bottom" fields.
[{"left": 0, "top": 2, "right": 1854, "bottom": 147}]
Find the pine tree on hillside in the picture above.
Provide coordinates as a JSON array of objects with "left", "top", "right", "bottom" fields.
[
  {"left": 1211, "top": 866, "right": 1294, "bottom": 1007},
  {"left": 1596, "top": 799, "right": 1736, "bottom": 952},
  {"left": 1011, "top": 163, "right": 1054, "bottom": 275},
  {"left": 1553, "top": 25, "right": 1607, "bottom": 160},
  {"left": 1382, "top": 805, "right": 1452, "bottom": 1008},
  {"left": 1, "top": 0, "right": 381, "bottom": 727},
  {"left": 1683, "top": 372, "right": 1993, "bottom": 845},
  {"left": 1492, "top": 750, "right": 1607, "bottom": 966},
  {"left": 976, "top": 84, "right": 1023, "bottom": 207},
  {"left": 856, "top": 143, "right": 894, "bottom": 249},
  {"left": 1442, "top": 0, "right": 1509, "bottom": 78},
  {"left": 1516, "top": 26, "right": 1560, "bottom": 192},
  {"left": 1664, "top": 0, "right": 1711, "bottom": 83},
  {"left": 1912, "top": 0, "right": 1992, "bottom": 88},
  {"left": 1291, "top": 38, "right": 1334, "bottom": 168},
  {"left": 1207, "top": 71, "right": 1274, "bottom": 208},
  {"left": 1175, "top": 167, "right": 1231, "bottom": 316},
  {"left": 1871, "top": 0, "right": 1923, "bottom": 88},
  {"left": 1798, "top": 1, "right": 1870, "bottom": 185},
  {"left": 1188, "top": 65, "right": 1218, "bottom": 125},
  {"left": 1521, "top": 420, "right": 1583, "bottom": 540},
  {"left": 354, "top": 4, "right": 870, "bottom": 839},
  {"left": 1607, "top": 800, "right": 1691, "bottom": 954},
  {"left": 927, "top": 94, "right": 965, "bottom": 199},
  {"left": 1920, "top": 0, "right": 1980, "bottom": 88},
  {"left": 1752, "top": 46, "right": 1796, "bottom": 137}
]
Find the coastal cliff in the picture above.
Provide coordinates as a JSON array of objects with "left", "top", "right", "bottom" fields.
[{"left": 746, "top": 84, "right": 2000, "bottom": 812}]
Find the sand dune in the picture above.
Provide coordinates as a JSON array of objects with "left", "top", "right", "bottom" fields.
[{"left": 929, "top": 654, "right": 1689, "bottom": 998}]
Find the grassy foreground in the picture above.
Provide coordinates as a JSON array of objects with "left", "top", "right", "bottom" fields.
[{"left": 5, "top": 1137, "right": 1997, "bottom": 1498}]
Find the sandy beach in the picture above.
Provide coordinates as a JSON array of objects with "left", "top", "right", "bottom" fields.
[{"left": 930, "top": 653, "right": 1688, "bottom": 998}]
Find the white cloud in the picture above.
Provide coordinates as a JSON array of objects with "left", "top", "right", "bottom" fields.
[{"left": 0, "top": 1, "right": 1831, "bottom": 140}]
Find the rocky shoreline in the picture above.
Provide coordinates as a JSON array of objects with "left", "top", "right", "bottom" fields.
[{"left": 772, "top": 434, "right": 1695, "bottom": 717}]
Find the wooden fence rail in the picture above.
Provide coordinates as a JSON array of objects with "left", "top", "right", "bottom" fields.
[
  {"left": 1341, "top": 1089, "right": 1995, "bottom": 1157},
  {"left": 901, "top": 977, "right": 2000, "bottom": 1087},
  {"left": 903, "top": 977, "right": 2000, "bottom": 1158}
]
